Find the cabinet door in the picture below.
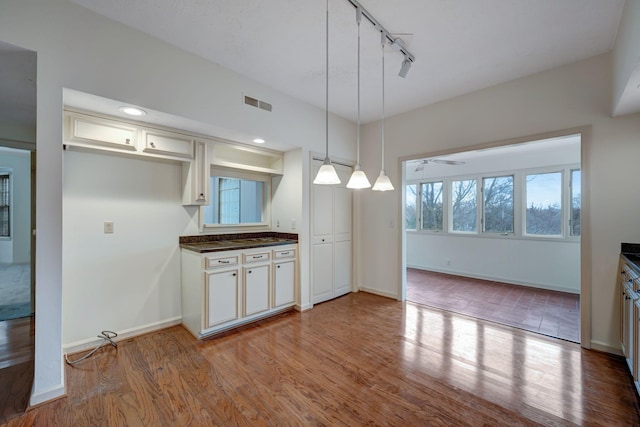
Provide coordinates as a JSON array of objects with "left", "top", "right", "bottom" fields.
[
  {"left": 206, "top": 269, "right": 239, "bottom": 327},
  {"left": 142, "top": 129, "right": 194, "bottom": 159},
  {"left": 274, "top": 261, "right": 295, "bottom": 308},
  {"left": 69, "top": 114, "right": 137, "bottom": 151},
  {"left": 312, "top": 242, "right": 334, "bottom": 304},
  {"left": 244, "top": 264, "right": 270, "bottom": 316}
]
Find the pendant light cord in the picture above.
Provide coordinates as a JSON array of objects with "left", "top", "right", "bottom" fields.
[
  {"left": 356, "top": 10, "right": 361, "bottom": 164},
  {"left": 381, "top": 32, "right": 385, "bottom": 171},
  {"left": 325, "top": 0, "right": 330, "bottom": 160}
]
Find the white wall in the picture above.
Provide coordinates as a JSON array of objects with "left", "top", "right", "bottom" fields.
[
  {"left": 62, "top": 150, "right": 198, "bottom": 347},
  {"left": 0, "top": 149, "right": 30, "bottom": 264},
  {"left": 407, "top": 234, "right": 580, "bottom": 293},
  {"left": 358, "top": 53, "right": 640, "bottom": 352},
  {"left": 0, "top": 0, "right": 355, "bottom": 405}
]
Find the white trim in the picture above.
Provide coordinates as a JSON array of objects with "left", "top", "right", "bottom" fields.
[
  {"left": 30, "top": 384, "right": 65, "bottom": 407},
  {"left": 590, "top": 340, "right": 621, "bottom": 356},
  {"left": 63, "top": 316, "right": 182, "bottom": 354},
  {"left": 359, "top": 286, "right": 397, "bottom": 299}
]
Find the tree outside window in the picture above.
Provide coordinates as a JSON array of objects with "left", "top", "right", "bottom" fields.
[
  {"left": 405, "top": 184, "right": 417, "bottom": 230},
  {"left": 525, "top": 172, "right": 562, "bottom": 235},
  {"left": 483, "top": 176, "right": 513, "bottom": 233},
  {"left": 451, "top": 179, "right": 476, "bottom": 232},
  {"left": 421, "top": 181, "right": 443, "bottom": 231}
]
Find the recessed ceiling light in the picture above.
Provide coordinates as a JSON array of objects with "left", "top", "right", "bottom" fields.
[
  {"left": 118, "top": 106, "right": 147, "bottom": 116},
  {"left": 253, "top": 138, "right": 266, "bottom": 144}
]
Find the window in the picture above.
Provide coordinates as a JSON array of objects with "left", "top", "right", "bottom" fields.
[
  {"left": 405, "top": 184, "right": 417, "bottom": 230},
  {"left": 525, "top": 172, "right": 562, "bottom": 236},
  {"left": 451, "top": 179, "right": 476, "bottom": 232},
  {"left": 570, "top": 169, "right": 581, "bottom": 236},
  {"left": 203, "top": 170, "right": 268, "bottom": 226},
  {"left": 0, "top": 174, "right": 9, "bottom": 237},
  {"left": 482, "top": 175, "right": 513, "bottom": 233},
  {"left": 421, "top": 181, "right": 443, "bottom": 231},
  {"left": 406, "top": 165, "right": 579, "bottom": 240}
]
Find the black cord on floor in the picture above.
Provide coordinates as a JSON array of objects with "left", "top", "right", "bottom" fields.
[{"left": 65, "top": 330, "right": 118, "bottom": 365}]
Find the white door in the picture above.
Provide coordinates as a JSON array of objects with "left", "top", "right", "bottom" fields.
[{"left": 311, "top": 160, "right": 352, "bottom": 304}]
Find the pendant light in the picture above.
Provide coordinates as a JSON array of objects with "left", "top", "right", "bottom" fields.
[
  {"left": 313, "top": 0, "right": 341, "bottom": 185},
  {"left": 346, "top": 8, "right": 371, "bottom": 189},
  {"left": 372, "top": 32, "right": 394, "bottom": 192}
]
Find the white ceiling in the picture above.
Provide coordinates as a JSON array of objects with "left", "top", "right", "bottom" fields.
[{"left": 68, "top": 0, "right": 627, "bottom": 124}]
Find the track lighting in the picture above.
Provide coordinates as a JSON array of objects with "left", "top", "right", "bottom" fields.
[{"left": 398, "top": 57, "right": 412, "bottom": 78}]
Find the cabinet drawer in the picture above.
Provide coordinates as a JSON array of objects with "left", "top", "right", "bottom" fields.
[
  {"left": 205, "top": 255, "right": 239, "bottom": 269},
  {"left": 243, "top": 252, "right": 271, "bottom": 263},
  {"left": 274, "top": 248, "right": 296, "bottom": 259},
  {"left": 70, "top": 115, "right": 137, "bottom": 151},
  {"left": 142, "top": 130, "right": 194, "bottom": 159}
]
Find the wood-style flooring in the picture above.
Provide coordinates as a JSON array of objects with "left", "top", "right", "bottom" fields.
[
  {"left": 2, "top": 293, "right": 639, "bottom": 426},
  {"left": 408, "top": 268, "right": 580, "bottom": 342},
  {"left": 0, "top": 317, "right": 34, "bottom": 424}
]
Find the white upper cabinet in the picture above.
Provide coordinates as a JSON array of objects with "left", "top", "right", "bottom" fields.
[
  {"left": 67, "top": 113, "right": 138, "bottom": 152},
  {"left": 142, "top": 129, "right": 194, "bottom": 160}
]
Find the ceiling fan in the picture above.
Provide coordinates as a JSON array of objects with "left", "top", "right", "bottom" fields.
[{"left": 413, "top": 159, "right": 466, "bottom": 171}]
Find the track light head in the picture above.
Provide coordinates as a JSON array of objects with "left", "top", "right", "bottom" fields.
[
  {"left": 390, "top": 37, "right": 405, "bottom": 51},
  {"left": 398, "top": 57, "right": 412, "bottom": 78}
]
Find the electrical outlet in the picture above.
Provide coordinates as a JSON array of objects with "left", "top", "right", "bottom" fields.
[
  {"left": 276, "top": 220, "right": 280, "bottom": 228},
  {"left": 291, "top": 219, "right": 296, "bottom": 230},
  {"left": 104, "top": 221, "right": 114, "bottom": 234}
]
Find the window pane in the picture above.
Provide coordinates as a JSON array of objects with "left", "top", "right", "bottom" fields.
[
  {"left": 571, "top": 169, "right": 581, "bottom": 236},
  {"left": 483, "top": 176, "right": 513, "bottom": 233},
  {"left": 525, "top": 172, "right": 562, "bottom": 235},
  {"left": 203, "top": 176, "right": 264, "bottom": 225},
  {"left": 0, "top": 175, "right": 9, "bottom": 237},
  {"left": 451, "top": 179, "right": 476, "bottom": 232},
  {"left": 421, "top": 181, "right": 443, "bottom": 231},
  {"left": 405, "top": 184, "right": 417, "bottom": 230}
]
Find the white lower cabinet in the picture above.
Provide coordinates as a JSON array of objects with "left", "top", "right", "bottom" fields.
[
  {"left": 619, "top": 256, "right": 640, "bottom": 395},
  {"left": 207, "top": 269, "right": 239, "bottom": 327},
  {"left": 274, "top": 260, "right": 295, "bottom": 308},
  {"left": 244, "top": 264, "right": 270, "bottom": 316},
  {"left": 181, "top": 244, "right": 297, "bottom": 339}
]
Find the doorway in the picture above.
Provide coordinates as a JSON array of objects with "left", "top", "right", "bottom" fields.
[
  {"left": 0, "top": 40, "right": 36, "bottom": 423},
  {"left": 401, "top": 133, "right": 581, "bottom": 343}
]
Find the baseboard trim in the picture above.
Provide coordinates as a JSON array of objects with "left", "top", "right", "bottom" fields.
[
  {"left": 296, "top": 303, "right": 313, "bottom": 312},
  {"left": 358, "top": 287, "right": 398, "bottom": 300},
  {"left": 590, "top": 340, "right": 621, "bottom": 356},
  {"left": 29, "top": 384, "right": 65, "bottom": 407},
  {"left": 63, "top": 316, "right": 182, "bottom": 354},
  {"left": 406, "top": 265, "right": 578, "bottom": 295}
]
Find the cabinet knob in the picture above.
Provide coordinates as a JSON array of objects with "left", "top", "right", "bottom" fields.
[
  {"left": 322, "top": 239, "right": 325, "bottom": 242},
  {"left": 277, "top": 265, "right": 281, "bottom": 269},
  {"left": 232, "top": 273, "right": 236, "bottom": 277},
  {"left": 125, "top": 138, "right": 130, "bottom": 144},
  {"left": 150, "top": 141, "right": 156, "bottom": 148},
  {"left": 248, "top": 270, "right": 252, "bottom": 274}
]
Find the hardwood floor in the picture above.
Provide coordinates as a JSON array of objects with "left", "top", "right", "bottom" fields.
[
  {"left": 0, "top": 317, "right": 34, "bottom": 424},
  {"left": 408, "top": 268, "right": 580, "bottom": 342},
  {"left": 2, "top": 293, "right": 639, "bottom": 426}
]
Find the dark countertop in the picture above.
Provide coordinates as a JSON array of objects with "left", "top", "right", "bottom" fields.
[
  {"left": 621, "top": 243, "right": 640, "bottom": 273},
  {"left": 180, "top": 232, "right": 298, "bottom": 254}
]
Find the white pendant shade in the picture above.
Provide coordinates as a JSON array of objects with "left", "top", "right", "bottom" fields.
[
  {"left": 372, "top": 170, "right": 394, "bottom": 191},
  {"left": 346, "top": 165, "right": 371, "bottom": 189},
  {"left": 314, "top": 157, "right": 341, "bottom": 185}
]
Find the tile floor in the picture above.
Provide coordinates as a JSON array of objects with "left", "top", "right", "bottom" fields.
[{"left": 406, "top": 268, "right": 580, "bottom": 343}]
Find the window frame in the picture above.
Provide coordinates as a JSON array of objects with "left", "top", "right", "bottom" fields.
[
  {"left": 406, "top": 164, "right": 580, "bottom": 242},
  {"left": 201, "top": 167, "right": 271, "bottom": 231}
]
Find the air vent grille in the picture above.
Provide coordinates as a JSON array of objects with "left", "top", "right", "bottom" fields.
[{"left": 244, "top": 95, "right": 272, "bottom": 112}]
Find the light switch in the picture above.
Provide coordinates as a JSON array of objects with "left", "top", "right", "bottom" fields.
[{"left": 104, "top": 221, "right": 114, "bottom": 234}]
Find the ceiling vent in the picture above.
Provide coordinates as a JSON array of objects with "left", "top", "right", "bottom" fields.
[{"left": 244, "top": 95, "right": 272, "bottom": 112}]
